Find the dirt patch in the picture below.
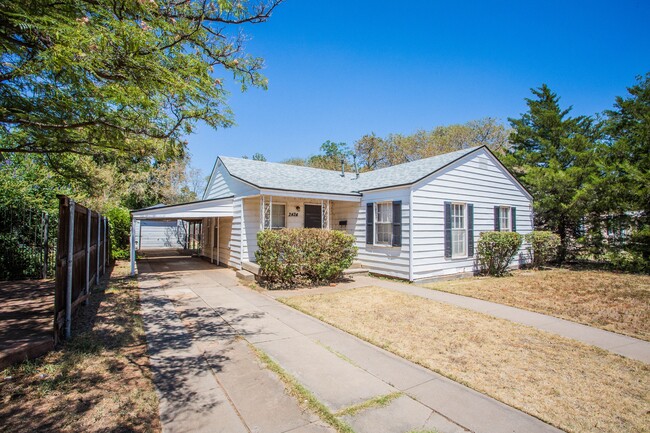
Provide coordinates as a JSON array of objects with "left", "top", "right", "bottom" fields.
[
  {"left": 423, "top": 268, "right": 650, "bottom": 341},
  {"left": 282, "top": 286, "right": 650, "bottom": 433},
  {"left": 0, "top": 261, "right": 160, "bottom": 433}
]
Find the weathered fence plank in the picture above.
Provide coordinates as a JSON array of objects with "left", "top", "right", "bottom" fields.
[{"left": 54, "top": 196, "right": 110, "bottom": 343}]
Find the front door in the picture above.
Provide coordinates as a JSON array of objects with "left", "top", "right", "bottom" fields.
[{"left": 304, "top": 204, "right": 322, "bottom": 228}]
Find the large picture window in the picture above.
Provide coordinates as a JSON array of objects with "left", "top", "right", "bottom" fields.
[
  {"left": 452, "top": 203, "right": 467, "bottom": 257},
  {"left": 271, "top": 204, "right": 286, "bottom": 229},
  {"left": 374, "top": 202, "right": 393, "bottom": 245},
  {"left": 499, "top": 206, "right": 511, "bottom": 232}
]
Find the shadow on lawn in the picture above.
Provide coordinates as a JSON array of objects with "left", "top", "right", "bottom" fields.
[{"left": 0, "top": 264, "right": 162, "bottom": 433}]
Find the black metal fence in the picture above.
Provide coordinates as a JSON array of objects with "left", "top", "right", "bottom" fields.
[{"left": 0, "top": 204, "right": 57, "bottom": 281}]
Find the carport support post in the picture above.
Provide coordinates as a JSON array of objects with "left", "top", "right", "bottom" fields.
[
  {"left": 65, "top": 200, "right": 75, "bottom": 340},
  {"left": 130, "top": 218, "right": 136, "bottom": 276}
]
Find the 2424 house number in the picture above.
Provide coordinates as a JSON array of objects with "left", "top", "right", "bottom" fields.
[{"left": 288, "top": 212, "right": 299, "bottom": 217}]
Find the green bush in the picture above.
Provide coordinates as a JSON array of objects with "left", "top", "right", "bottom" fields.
[
  {"left": 603, "top": 250, "right": 648, "bottom": 273},
  {"left": 255, "top": 228, "right": 357, "bottom": 289},
  {"left": 476, "top": 231, "right": 523, "bottom": 277},
  {"left": 105, "top": 206, "right": 131, "bottom": 261},
  {"left": 524, "top": 230, "right": 561, "bottom": 268},
  {"left": 627, "top": 226, "right": 650, "bottom": 263}
]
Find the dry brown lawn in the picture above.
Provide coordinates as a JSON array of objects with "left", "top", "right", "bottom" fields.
[
  {"left": 282, "top": 286, "right": 650, "bottom": 433},
  {"left": 0, "top": 261, "right": 160, "bottom": 433},
  {"left": 423, "top": 268, "right": 650, "bottom": 341}
]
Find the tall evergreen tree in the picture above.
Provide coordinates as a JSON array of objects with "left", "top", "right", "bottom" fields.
[
  {"left": 506, "top": 85, "right": 601, "bottom": 261},
  {"left": 604, "top": 73, "right": 650, "bottom": 261}
]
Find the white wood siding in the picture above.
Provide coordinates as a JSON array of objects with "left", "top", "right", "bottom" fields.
[
  {"left": 353, "top": 188, "right": 412, "bottom": 280},
  {"left": 204, "top": 161, "right": 258, "bottom": 200},
  {"left": 227, "top": 198, "right": 243, "bottom": 269},
  {"left": 136, "top": 220, "right": 186, "bottom": 249},
  {"left": 242, "top": 195, "right": 345, "bottom": 262},
  {"left": 330, "top": 201, "right": 359, "bottom": 235},
  {"left": 411, "top": 149, "right": 533, "bottom": 280},
  {"left": 201, "top": 217, "right": 228, "bottom": 265}
]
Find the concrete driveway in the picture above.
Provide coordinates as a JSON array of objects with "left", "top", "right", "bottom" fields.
[{"left": 137, "top": 252, "right": 561, "bottom": 433}]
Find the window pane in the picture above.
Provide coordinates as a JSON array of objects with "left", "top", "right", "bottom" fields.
[
  {"left": 376, "top": 222, "right": 392, "bottom": 244},
  {"left": 451, "top": 203, "right": 466, "bottom": 256},
  {"left": 452, "top": 204, "right": 465, "bottom": 229},
  {"left": 271, "top": 204, "right": 286, "bottom": 228},
  {"left": 500, "top": 207, "right": 510, "bottom": 231},
  {"left": 375, "top": 203, "right": 392, "bottom": 223},
  {"left": 374, "top": 203, "right": 393, "bottom": 244}
]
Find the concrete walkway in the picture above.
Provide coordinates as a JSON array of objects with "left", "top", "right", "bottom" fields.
[
  {"left": 279, "top": 275, "right": 650, "bottom": 364},
  {"left": 138, "top": 253, "right": 561, "bottom": 433}
]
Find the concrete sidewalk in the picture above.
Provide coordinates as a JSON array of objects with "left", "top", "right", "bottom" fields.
[
  {"left": 302, "top": 275, "right": 649, "bottom": 364},
  {"left": 138, "top": 255, "right": 561, "bottom": 433}
]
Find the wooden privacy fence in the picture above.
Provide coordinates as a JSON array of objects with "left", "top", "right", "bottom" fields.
[{"left": 54, "top": 195, "right": 110, "bottom": 343}]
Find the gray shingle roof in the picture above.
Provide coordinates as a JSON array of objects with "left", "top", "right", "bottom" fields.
[{"left": 219, "top": 146, "right": 481, "bottom": 196}]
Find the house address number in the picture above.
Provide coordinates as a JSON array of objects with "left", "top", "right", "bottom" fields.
[{"left": 288, "top": 212, "right": 299, "bottom": 217}]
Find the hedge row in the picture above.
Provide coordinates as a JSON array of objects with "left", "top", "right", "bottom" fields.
[{"left": 255, "top": 228, "right": 357, "bottom": 289}]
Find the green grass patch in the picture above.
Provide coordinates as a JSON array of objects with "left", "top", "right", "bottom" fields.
[
  {"left": 335, "top": 391, "right": 403, "bottom": 417},
  {"left": 249, "top": 343, "right": 355, "bottom": 433}
]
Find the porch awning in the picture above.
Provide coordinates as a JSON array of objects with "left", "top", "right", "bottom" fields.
[{"left": 131, "top": 196, "right": 234, "bottom": 220}]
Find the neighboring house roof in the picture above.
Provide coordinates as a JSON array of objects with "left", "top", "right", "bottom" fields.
[{"left": 218, "top": 146, "right": 486, "bottom": 196}]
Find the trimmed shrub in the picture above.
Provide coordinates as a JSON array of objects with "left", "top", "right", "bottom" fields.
[
  {"left": 476, "top": 231, "right": 523, "bottom": 277},
  {"left": 255, "top": 228, "right": 357, "bottom": 289},
  {"left": 524, "top": 230, "right": 561, "bottom": 268}
]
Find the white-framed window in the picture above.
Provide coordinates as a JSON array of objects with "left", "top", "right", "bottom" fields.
[
  {"left": 271, "top": 204, "right": 286, "bottom": 229},
  {"left": 374, "top": 202, "right": 393, "bottom": 245},
  {"left": 452, "top": 203, "right": 467, "bottom": 257},
  {"left": 499, "top": 206, "right": 511, "bottom": 232}
]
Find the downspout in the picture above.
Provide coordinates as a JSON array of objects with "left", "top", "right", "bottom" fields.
[{"left": 409, "top": 187, "right": 414, "bottom": 282}]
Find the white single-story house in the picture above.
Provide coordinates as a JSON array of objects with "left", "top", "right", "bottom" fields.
[{"left": 130, "top": 145, "right": 533, "bottom": 281}]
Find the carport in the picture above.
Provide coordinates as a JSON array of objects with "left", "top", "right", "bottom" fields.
[{"left": 129, "top": 196, "right": 234, "bottom": 276}]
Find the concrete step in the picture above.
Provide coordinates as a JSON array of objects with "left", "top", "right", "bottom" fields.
[
  {"left": 349, "top": 261, "right": 364, "bottom": 269},
  {"left": 236, "top": 269, "right": 256, "bottom": 281},
  {"left": 343, "top": 268, "right": 368, "bottom": 276},
  {"left": 242, "top": 261, "right": 260, "bottom": 276}
]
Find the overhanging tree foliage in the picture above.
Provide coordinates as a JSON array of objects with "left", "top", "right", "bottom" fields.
[{"left": 0, "top": 0, "right": 282, "bottom": 159}]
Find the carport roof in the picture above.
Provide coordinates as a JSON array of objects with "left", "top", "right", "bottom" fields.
[{"left": 131, "top": 196, "right": 234, "bottom": 220}]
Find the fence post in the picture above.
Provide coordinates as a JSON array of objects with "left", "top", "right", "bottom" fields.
[
  {"left": 130, "top": 218, "right": 136, "bottom": 276},
  {"left": 96, "top": 212, "right": 100, "bottom": 285},
  {"left": 85, "top": 209, "right": 91, "bottom": 305},
  {"left": 42, "top": 213, "right": 49, "bottom": 279},
  {"left": 65, "top": 200, "right": 75, "bottom": 340},
  {"left": 103, "top": 216, "right": 108, "bottom": 272}
]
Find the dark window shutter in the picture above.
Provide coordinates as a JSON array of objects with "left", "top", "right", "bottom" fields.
[
  {"left": 467, "top": 204, "right": 474, "bottom": 257},
  {"left": 511, "top": 207, "right": 517, "bottom": 232},
  {"left": 366, "top": 203, "right": 374, "bottom": 244},
  {"left": 444, "top": 202, "right": 452, "bottom": 258},
  {"left": 494, "top": 206, "right": 500, "bottom": 231},
  {"left": 392, "top": 201, "right": 402, "bottom": 247}
]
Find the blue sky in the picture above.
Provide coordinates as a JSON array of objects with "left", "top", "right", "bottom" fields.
[{"left": 186, "top": 0, "right": 650, "bottom": 175}]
